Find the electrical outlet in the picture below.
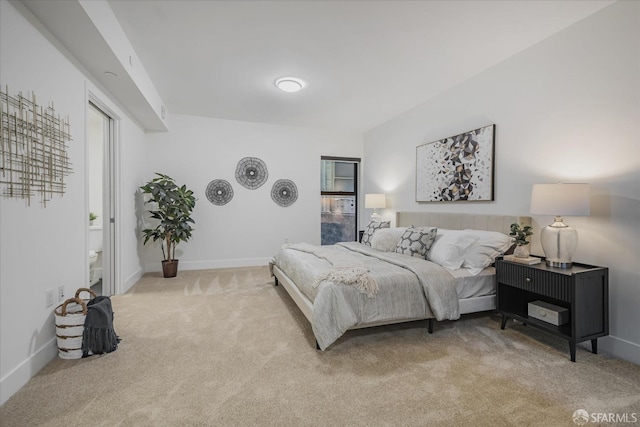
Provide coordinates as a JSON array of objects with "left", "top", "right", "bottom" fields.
[
  {"left": 58, "top": 286, "right": 64, "bottom": 302},
  {"left": 45, "top": 289, "right": 54, "bottom": 308}
]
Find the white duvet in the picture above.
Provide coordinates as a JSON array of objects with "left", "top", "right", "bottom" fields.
[{"left": 271, "top": 242, "right": 460, "bottom": 350}]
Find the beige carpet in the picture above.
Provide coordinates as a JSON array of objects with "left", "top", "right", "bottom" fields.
[{"left": 1, "top": 266, "right": 639, "bottom": 426}]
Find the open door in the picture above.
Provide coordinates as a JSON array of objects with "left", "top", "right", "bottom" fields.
[{"left": 87, "top": 102, "right": 116, "bottom": 296}]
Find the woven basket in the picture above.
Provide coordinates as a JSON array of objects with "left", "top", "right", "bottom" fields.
[{"left": 54, "top": 288, "right": 97, "bottom": 359}]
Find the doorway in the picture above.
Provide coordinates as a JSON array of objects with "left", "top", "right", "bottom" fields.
[
  {"left": 321, "top": 157, "right": 360, "bottom": 245},
  {"left": 87, "top": 102, "right": 115, "bottom": 296}
]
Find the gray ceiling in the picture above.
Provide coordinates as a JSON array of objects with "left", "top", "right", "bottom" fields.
[{"left": 23, "top": 0, "right": 616, "bottom": 133}]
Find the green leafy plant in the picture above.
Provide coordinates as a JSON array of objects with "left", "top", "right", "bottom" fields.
[
  {"left": 510, "top": 223, "right": 533, "bottom": 246},
  {"left": 140, "top": 173, "right": 196, "bottom": 262},
  {"left": 89, "top": 212, "right": 98, "bottom": 221}
]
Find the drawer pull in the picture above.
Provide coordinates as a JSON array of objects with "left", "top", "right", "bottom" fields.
[{"left": 525, "top": 277, "right": 531, "bottom": 283}]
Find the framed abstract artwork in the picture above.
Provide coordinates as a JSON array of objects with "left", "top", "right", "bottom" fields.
[{"left": 416, "top": 124, "right": 495, "bottom": 202}]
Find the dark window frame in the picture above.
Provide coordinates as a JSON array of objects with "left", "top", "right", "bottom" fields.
[{"left": 321, "top": 156, "right": 361, "bottom": 243}]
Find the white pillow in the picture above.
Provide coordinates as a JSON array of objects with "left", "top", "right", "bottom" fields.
[
  {"left": 462, "top": 246, "right": 502, "bottom": 275},
  {"left": 427, "top": 229, "right": 478, "bottom": 270},
  {"left": 370, "top": 227, "right": 407, "bottom": 252},
  {"left": 461, "top": 229, "right": 513, "bottom": 253},
  {"left": 461, "top": 229, "right": 514, "bottom": 275}
]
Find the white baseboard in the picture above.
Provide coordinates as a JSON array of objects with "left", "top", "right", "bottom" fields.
[
  {"left": 122, "top": 267, "right": 144, "bottom": 294},
  {"left": 0, "top": 338, "right": 57, "bottom": 406},
  {"left": 144, "top": 258, "right": 271, "bottom": 273},
  {"left": 598, "top": 335, "right": 640, "bottom": 365}
]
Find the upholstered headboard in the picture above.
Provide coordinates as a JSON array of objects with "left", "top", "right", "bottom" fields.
[{"left": 396, "top": 212, "right": 531, "bottom": 235}]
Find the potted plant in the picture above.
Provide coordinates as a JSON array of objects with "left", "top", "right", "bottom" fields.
[
  {"left": 509, "top": 223, "right": 533, "bottom": 258},
  {"left": 140, "top": 173, "right": 196, "bottom": 278},
  {"left": 89, "top": 212, "right": 98, "bottom": 226}
]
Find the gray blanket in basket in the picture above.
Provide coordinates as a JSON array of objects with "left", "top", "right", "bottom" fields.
[{"left": 82, "top": 296, "right": 120, "bottom": 357}]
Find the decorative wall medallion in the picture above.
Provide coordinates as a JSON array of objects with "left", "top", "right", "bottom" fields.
[
  {"left": 235, "top": 157, "right": 268, "bottom": 190},
  {"left": 271, "top": 179, "right": 298, "bottom": 207},
  {"left": 206, "top": 179, "right": 234, "bottom": 206}
]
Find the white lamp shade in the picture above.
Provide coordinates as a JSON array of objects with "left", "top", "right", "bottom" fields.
[
  {"left": 530, "top": 184, "right": 590, "bottom": 216},
  {"left": 530, "top": 183, "right": 590, "bottom": 268},
  {"left": 364, "top": 193, "right": 386, "bottom": 209}
]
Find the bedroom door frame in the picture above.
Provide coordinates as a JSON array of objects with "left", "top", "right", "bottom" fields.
[{"left": 87, "top": 93, "right": 121, "bottom": 296}]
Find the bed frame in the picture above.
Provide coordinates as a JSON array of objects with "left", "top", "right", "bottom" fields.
[{"left": 272, "top": 212, "right": 531, "bottom": 346}]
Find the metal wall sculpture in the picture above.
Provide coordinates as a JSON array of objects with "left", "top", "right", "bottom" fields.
[
  {"left": 0, "top": 86, "right": 73, "bottom": 206},
  {"left": 271, "top": 179, "right": 298, "bottom": 207},
  {"left": 235, "top": 157, "right": 268, "bottom": 190},
  {"left": 206, "top": 179, "right": 234, "bottom": 206},
  {"left": 210, "top": 157, "right": 298, "bottom": 208}
]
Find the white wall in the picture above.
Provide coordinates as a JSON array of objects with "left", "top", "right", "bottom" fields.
[
  {"left": 363, "top": 1, "right": 639, "bottom": 364},
  {"left": 0, "top": 0, "right": 148, "bottom": 404},
  {"left": 139, "top": 114, "right": 363, "bottom": 271},
  {"left": 0, "top": 0, "right": 361, "bottom": 404},
  {"left": 1, "top": 0, "right": 635, "bottom": 409},
  {"left": 120, "top": 111, "right": 148, "bottom": 290},
  {"left": 87, "top": 107, "right": 104, "bottom": 219}
]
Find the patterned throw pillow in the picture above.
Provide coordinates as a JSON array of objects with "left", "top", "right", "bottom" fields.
[
  {"left": 395, "top": 226, "right": 438, "bottom": 258},
  {"left": 361, "top": 220, "right": 391, "bottom": 246}
]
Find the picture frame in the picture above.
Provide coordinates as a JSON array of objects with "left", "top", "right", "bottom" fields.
[{"left": 416, "top": 124, "right": 495, "bottom": 202}]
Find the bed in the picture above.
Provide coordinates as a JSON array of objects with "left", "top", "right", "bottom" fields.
[{"left": 271, "top": 212, "right": 531, "bottom": 350}]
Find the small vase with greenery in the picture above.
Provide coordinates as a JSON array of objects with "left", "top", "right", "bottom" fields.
[
  {"left": 510, "top": 223, "right": 533, "bottom": 258},
  {"left": 140, "top": 173, "right": 196, "bottom": 278},
  {"left": 89, "top": 212, "right": 98, "bottom": 225}
]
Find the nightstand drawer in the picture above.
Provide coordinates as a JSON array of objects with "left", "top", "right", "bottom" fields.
[{"left": 497, "top": 262, "right": 572, "bottom": 302}]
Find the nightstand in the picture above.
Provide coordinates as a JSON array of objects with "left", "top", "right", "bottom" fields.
[{"left": 495, "top": 258, "right": 608, "bottom": 362}]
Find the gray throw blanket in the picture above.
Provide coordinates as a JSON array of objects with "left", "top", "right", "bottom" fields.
[
  {"left": 285, "top": 243, "right": 379, "bottom": 297},
  {"left": 82, "top": 296, "right": 120, "bottom": 357}
]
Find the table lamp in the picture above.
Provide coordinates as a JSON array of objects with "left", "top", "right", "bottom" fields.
[
  {"left": 530, "top": 183, "right": 590, "bottom": 268},
  {"left": 364, "top": 193, "right": 386, "bottom": 222}
]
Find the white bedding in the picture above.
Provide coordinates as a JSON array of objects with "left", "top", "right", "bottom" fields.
[
  {"left": 272, "top": 212, "right": 531, "bottom": 350},
  {"left": 274, "top": 243, "right": 495, "bottom": 302},
  {"left": 272, "top": 241, "right": 461, "bottom": 349},
  {"left": 449, "top": 266, "right": 496, "bottom": 299}
]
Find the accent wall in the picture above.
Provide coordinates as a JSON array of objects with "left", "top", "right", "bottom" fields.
[{"left": 362, "top": 1, "right": 640, "bottom": 364}]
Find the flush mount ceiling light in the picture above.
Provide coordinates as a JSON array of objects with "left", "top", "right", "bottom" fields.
[{"left": 275, "top": 77, "right": 305, "bottom": 93}]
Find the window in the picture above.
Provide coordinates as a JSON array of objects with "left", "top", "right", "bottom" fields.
[{"left": 321, "top": 157, "right": 360, "bottom": 245}]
